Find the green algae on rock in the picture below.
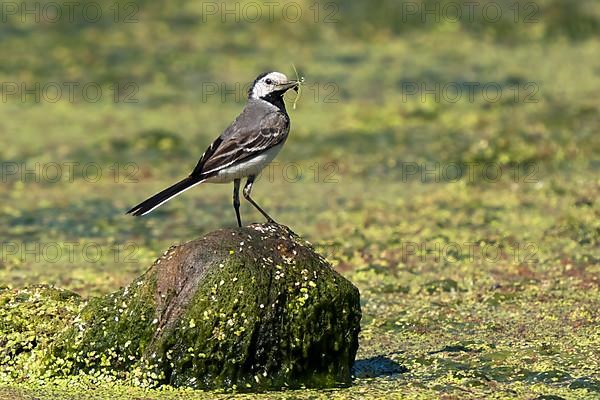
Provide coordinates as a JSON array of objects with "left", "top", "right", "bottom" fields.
[
  {"left": 2, "top": 224, "right": 361, "bottom": 391},
  {"left": 148, "top": 223, "right": 361, "bottom": 390}
]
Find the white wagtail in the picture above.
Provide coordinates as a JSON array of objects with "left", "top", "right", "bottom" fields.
[{"left": 127, "top": 72, "right": 299, "bottom": 227}]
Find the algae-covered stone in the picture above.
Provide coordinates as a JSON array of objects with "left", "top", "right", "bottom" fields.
[
  {"left": 48, "top": 272, "right": 159, "bottom": 380},
  {"left": 48, "top": 223, "right": 361, "bottom": 390}
]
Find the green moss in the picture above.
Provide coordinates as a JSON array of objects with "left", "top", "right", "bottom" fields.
[
  {"left": 150, "top": 225, "right": 361, "bottom": 390},
  {"left": 47, "top": 271, "right": 159, "bottom": 383},
  {"left": 1, "top": 226, "right": 361, "bottom": 392},
  {"left": 0, "top": 286, "right": 81, "bottom": 382}
]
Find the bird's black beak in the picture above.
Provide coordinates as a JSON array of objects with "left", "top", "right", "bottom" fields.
[{"left": 278, "top": 80, "right": 300, "bottom": 93}]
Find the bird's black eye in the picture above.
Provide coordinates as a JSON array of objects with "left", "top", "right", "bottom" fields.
[{"left": 265, "top": 78, "right": 273, "bottom": 85}]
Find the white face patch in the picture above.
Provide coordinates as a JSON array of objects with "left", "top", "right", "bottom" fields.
[{"left": 249, "top": 72, "right": 289, "bottom": 99}]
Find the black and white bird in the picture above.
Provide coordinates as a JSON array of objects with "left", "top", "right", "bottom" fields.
[{"left": 126, "top": 71, "right": 299, "bottom": 227}]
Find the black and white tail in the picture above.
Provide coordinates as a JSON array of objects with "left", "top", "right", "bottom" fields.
[{"left": 126, "top": 176, "right": 204, "bottom": 216}]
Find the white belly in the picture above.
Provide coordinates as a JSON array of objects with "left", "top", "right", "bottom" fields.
[{"left": 204, "top": 144, "right": 283, "bottom": 183}]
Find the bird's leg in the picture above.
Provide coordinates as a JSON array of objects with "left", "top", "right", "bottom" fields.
[
  {"left": 243, "top": 175, "right": 276, "bottom": 224},
  {"left": 233, "top": 178, "right": 242, "bottom": 227}
]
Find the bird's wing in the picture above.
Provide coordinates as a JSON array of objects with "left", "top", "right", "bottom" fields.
[{"left": 191, "top": 110, "right": 289, "bottom": 178}]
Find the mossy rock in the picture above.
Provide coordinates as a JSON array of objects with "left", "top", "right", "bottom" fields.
[{"left": 47, "top": 223, "right": 361, "bottom": 390}]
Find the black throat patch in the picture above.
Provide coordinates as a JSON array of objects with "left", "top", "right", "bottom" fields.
[{"left": 259, "top": 91, "right": 287, "bottom": 112}]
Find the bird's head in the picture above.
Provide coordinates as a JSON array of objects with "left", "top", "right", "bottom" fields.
[{"left": 248, "top": 72, "right": 299, "bottom": 100}]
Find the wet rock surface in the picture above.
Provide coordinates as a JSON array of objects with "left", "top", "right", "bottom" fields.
[{"left": 27, "top": 223, "right": 361, "bottom": 390}]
